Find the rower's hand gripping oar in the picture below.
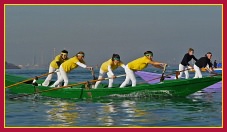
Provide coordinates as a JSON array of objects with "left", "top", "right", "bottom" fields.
[
  {"left": 91, "top": 68, "right": 97, "bottom": 88},
  {"left": 10, "top": 74, "right": 126, "bottom": 99},
  {"left": 5, "top": 71, "right": 56, "bottom": 88},
  {"left": 205, "top": 67, "right": 220, "bottom": 76},
  {"left": 175, "top": 66, "right": 193, "bottom": 79},
  {"left": 32, "top": 76, "right": 39, "bottom": 86},
  {"left": 160, "top": 64, "right": 167, "bottom": 82}
]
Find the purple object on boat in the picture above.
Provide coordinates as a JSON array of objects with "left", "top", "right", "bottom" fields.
[
  {"left": 203, "top": 81, "right": 222, "bottom": 92},
  {"left": 135, "top": 71, "right": 175, "bottom": 84},
  {"left": 135, "top": 71, "right": 222, "bottom": 92}
]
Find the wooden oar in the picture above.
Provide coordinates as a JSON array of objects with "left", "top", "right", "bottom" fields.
[
  {"left": 10, "top": 74, "right": 126, "bottom": 99},
  {"left": 91, "top": 68, "right": 97, "bottom": 88},
  {"left": 160, "top": 64, "right": 167, "bottom": 82},
  {"left": 140, "top": 68, "right": 192, "bottom": 84},
  {"left": 175, "top": 68, "right": 192, "bottom": 79},
  {"left": 192, "top": 67, "right": 220, "bottom": 77},
  {"left": 207, "top": 69, "right": 221, "bottom": 77},
  {"left": 5, "top": 72, "right": 56, "bottom": 88},
  {"left": 204, "top": 67, "right": 219, "bottom": 75}
]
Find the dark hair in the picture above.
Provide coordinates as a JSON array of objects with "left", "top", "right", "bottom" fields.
[
  {"left": 205, "top": 52, "right": 212, "bottom": 57},
  {"left": 188, "top": 48, "right": 194, "bottom": 52},
  {"left": 61, "top": 50, "right": 68, "bottom": 54},
  {"left": 207, "top": 52, "right": 212, "bottom": 54},
  {"left": 112, "top": 54, "right": 120, "bottom": 61},
  {"left": 144, "top": 51, "right": 153, "bottom": 56},
  {"left": 76, "top": 51, "right": 85, "bottom": 57}
]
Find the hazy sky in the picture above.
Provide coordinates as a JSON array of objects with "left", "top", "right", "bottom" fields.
[{"left": 6, "top": 5, "right": 222, "bottom": 66}]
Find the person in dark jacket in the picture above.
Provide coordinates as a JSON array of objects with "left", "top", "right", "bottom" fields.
[
  {"left": 193, "top": 52, "right": 214, "bottom": 78},
  {"left": 176, "top": 48, "right": 197, "bottom": 79},
  {"left": 214, "top": 60, "right": 217, "bottom": 68}
]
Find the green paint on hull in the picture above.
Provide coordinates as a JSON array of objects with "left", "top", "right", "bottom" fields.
[{"left": 5, "top": 74, "right": 222, "bottom": 99}]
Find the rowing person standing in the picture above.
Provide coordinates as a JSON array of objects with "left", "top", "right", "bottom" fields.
[
  {"left": 50, "top": 51, "right": 93, "bottom": 87},
  {"left": 193, "top": 52, "right": 214, "bottom": 78},
  {"left": 94, "top": 54, "right": 126, "bottom": 88},
  {"left": 120, "top": 51, "right": 167, "bottom": 88},
  {"left": 41, "top": 50, "right": 69, "bottom": 86},
  {"left": 176, "top": 48, "right": 198, "bottom": 79}
]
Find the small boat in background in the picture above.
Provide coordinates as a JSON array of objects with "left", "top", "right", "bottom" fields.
[
  {"left": 214, "top": 68, "right": 222, "bottom": 74},
  {"left": 213, "top": 62, "right": 222, "bottom": 74}
]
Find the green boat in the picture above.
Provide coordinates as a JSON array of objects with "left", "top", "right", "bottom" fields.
[{"left": 5, "top": 74, "right": 222, "bottom": 99}]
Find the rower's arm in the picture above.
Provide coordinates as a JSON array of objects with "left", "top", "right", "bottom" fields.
[
  {"left": 148, "top": 61, "right": 164, "bottom": 66},
  {"left": 76, "top": 62, "right": 93, "bottom": 71},
  {"left": 206, "top": 66, "right": 214, "bottom": 72},
  {"left": 107, "top": 65, "right": 114, "bottom": 76},
  {"left": 120, "top": 63, "right": 126, "bottom": 69},
  {"left": 192, "top": 55, "right": 198, "bottom": 62},
  {"left": 207, "top": 61, "right": 214, "bottom": 72},
  {"left": 76, "top": 62, "right": 87, "bottom": 68},
  {"left": 152, "top": 64, "right": 163, "bottom": 69},
  {"left": 149, "top": 61, "right": 166, "bottom": 69}
]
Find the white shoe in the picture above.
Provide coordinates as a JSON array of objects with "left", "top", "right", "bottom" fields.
[{"left": 50, "top": 85, "right": 56, "bottom": 88}]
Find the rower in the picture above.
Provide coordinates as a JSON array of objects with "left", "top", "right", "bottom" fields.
[
  {"left": 175, "top": 48, "right": 198, "bottom": 79},
  {"left": 41, "top": 50, "right": 68, "bottom": 86},
  {"left": 120, "top": 51, "right": 167, "bottom": 88},
  {"left": 193, "top": 52, "right": 214, "bottom": 78},
  {"left": 50, "top": 51, "right": 93, "bottom": 87},
  {"left": 214, "top": 60, "right": 217, "bottom": 68},
  {"left": 94, "top": 54, "right": 126, "bottom": 88}
]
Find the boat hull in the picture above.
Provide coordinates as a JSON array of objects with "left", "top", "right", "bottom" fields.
[{"left": 5, "top": 74, "right": 222, "bottom": 99}]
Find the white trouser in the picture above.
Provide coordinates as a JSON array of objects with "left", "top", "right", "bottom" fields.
[
  {"left": 194, "top": 64, "right": 202, "bottom": 78},
  {"left": 51, "top": 65, "right": 69, "bottom": 87},
  {"left": 94, "top": 69, "right": 114, "bottom": 88},
  {"left": 42, "top": 65, "right": 61, "bottom": 86},
  {"left": 176, "top": 64, "right": 190, "bottom": 79},
  {"left": 120, "top": 65, "right": 136, "bottom": 88}
]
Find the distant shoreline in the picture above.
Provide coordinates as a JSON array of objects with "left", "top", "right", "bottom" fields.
[{"left": 6, "top": 62, "right": 20, "bottom": 69}]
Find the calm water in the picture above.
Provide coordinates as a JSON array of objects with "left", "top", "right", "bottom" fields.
[{"left": 5, "top": 67, "right": 222, "bottom": 127}]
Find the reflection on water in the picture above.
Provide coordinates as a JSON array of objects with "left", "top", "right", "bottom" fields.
[
  {"left": 44, "top": 101, "right": 79, "bottom": 126},
  {"left": 6, "top": 92, "right": 221, "bottom": 127},
  {"left": 6, "top": 93, "right": 222, "bottom": 127},
  {"left": 98, "top": 103, "right": 116, "bottom": 126}
]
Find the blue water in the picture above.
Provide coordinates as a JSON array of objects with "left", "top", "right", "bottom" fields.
[{"left": 5, "top": 67, "right": 222, "bottom": 127}]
